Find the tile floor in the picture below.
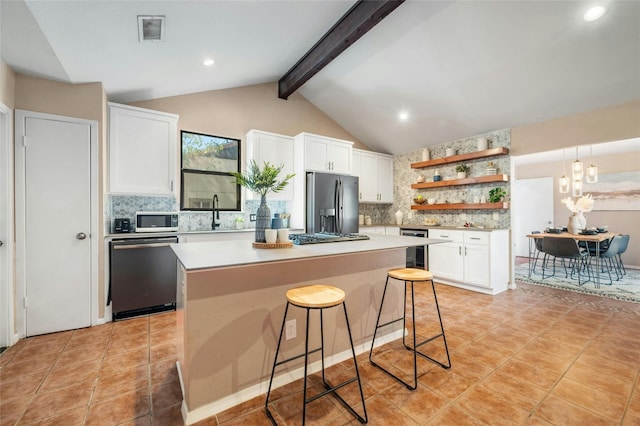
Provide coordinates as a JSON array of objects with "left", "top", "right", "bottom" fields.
[{"left": 1, "top": 279, "right": 639, "bottom": 425}]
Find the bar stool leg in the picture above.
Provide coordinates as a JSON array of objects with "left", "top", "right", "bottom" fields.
[
  {"left": 265, "top": 302, "right": 290, "bottom": 424},
  {"left": 301, "top": 307, "right": 310, "bottom": 425},
  {"left": 369, "top": 276, "right": 451, "bottom": 391}
]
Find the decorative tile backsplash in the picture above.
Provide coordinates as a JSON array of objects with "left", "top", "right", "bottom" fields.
[
  {"left": 105, "top": 194, "right": 288, "bottom": 233},
  {"left": 360, "top": 129, "right": 511, "bottom": 229}
]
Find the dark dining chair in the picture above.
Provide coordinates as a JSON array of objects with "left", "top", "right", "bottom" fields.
[
  {"left": 541, "top": 238, "right": 591, "bottom": 286},
  {"left": 616, "top": 234, "right": 630, "bottom": 275},
  {"left": 530, "top": 231, "right": 547, "bottom": 274},
  {"left": 591, "top": 235, "right": 624, "bottom": 285}
]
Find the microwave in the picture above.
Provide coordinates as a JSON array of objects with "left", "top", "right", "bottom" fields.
[{"left": 135, "top": 212, "right": 179, "bottom": 233}]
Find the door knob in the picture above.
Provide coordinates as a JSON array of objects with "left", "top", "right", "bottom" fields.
[
  {"left": 0, "top": 240, "right": 3, "bottom": 247},
  {"left": 76, "top": 232, "right": 87, "bottom": 240}
]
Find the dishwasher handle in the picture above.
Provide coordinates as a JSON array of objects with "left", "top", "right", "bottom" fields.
[{"left": 113, "top": 242, "right": 174, "bottom": 250}]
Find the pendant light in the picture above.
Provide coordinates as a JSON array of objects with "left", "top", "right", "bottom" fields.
[
  {"left": 586, "top": 145, "right": 598, "bottom": 183},
  {"left": 558, "top": 149, "right": 570, "bottom": 193},
  {"left": 572, "top": 146, "right": 583, "bottom": 181},
  {"left": 572, "top": 178, "right": 583, "bottom": 197}
]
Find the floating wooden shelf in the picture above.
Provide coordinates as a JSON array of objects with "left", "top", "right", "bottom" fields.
[
  {"left": 411, "top": 174, "right": 509, "bottom": 189},
  {"left": 411, "top": 202, "right": 509, "bottom": 211},
  {"left": 411, "top": 147, "right": 509, "bottom": 169}
]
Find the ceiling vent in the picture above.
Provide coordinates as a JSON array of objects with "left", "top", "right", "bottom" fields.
[{"left": 138, "top": 15, "right": 165, "bottom": 42}]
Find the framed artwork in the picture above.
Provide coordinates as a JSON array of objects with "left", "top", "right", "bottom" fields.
[{"left": 583, "top": 171, "right": 640, "bottom": 210}]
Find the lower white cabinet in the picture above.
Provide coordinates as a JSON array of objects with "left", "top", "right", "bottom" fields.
[
  {"left": 428, "top": 229, "right": 509, "bottom": 294},
  {"left": 361, "top": 226, "right": 400, "bottom": 235},
  {"left": 352, "top": 149, "right": 393, "bottom": 203}
]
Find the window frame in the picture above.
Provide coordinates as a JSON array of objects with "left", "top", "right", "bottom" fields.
[{"left": 180, "top": 130, "right": 242, "bottom": 212}]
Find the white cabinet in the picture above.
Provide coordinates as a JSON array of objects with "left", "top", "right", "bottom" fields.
[
  {"left": 352, "top": 149, "right": 393, "bottom": 203},
  {"left": 428, "top": 229, "right": 509, "bottom": 294},
  {"left": 362, "top": 226, "right": 400, "bottom": 235},
  {"left": 428, "top": 230, "right": 464, "bottom": 282},
  {"left": 108, "top": 102, "right": 178, "bottom": 195},
  {"left": 295, "top": 132, "right": 353, "bottom": 175},
  {"left": 245, "top": 130, "right": 295, "bottom": 200}
]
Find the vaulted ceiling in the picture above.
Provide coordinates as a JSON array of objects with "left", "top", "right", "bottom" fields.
[{"left": 2, "top": 1, "right": 639, "bottom": 155}]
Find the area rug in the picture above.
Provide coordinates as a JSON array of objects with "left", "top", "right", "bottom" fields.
[{"left": 514, "top": 262, "right": 640, "bottom": 303}]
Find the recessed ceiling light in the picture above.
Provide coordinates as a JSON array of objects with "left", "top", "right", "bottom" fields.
[
  {"left": 398, "top": 111, "right": 409, "bottom": 121},
  {"left": 584, "top": 6, "right": 605, "bottom": 22},
  {"left": 203, "top": 59, "right": 215, "bottom": 67}
]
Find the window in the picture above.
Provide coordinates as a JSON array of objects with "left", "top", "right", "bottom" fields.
[{"left": 180, "top": 130, "right": 241, "bottom": 211}]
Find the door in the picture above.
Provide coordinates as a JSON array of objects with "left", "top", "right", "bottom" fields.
[
  {"left": 359, "top": 152, "right": 377, "bottom": 202},
  {"left": 0, "top": 103, "right": 12, "bottom": 347},
  {"left": 339, "top": 175, "right": 359, "bottom": 233},
  {"left": 377, "top": 155, "right": 394, "bottom": 203},
  {"left": 514, "top": 177, "right": 554, "bottom": 257},
  {"left": 428, "top": 243, "right": 463, "bottom": 281},
  {"left": 16, "top": 112, "right": 95, "bottom": 336}
]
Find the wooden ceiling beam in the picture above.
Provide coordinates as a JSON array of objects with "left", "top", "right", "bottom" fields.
[{"left": 278, "top": 0, "right": 404, "bottom": 100}]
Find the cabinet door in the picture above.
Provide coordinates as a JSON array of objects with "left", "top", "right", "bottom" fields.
[
  {"left": 377, "top": 155, "right": 394, "bottom": 203},
  {"left": 352, "top": 150, "right": 362, "bottom": 180},
  {"left": 329, "top": 141, "right": 352, "bottom": 174},
  {"left": 109, "top": 103, "right": 178, "bottom": 195},
  {"left": 359, "top": 152, "right": 378, "bottom": 202},
  {"left": 464, "top": 244, "right": 490, "bottom": 287},
  {"left": 428, "top": 243, "right": 463, "bottom": 281},
  {"left": 304, "top": 136, "right": 330, "bottom": 172},
  {"left": 246, "top": 131, "right": 294, "bottom": 200}
]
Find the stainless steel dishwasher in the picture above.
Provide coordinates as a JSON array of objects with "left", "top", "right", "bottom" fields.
[
  {"left": 109, "top": 236, "right": 178, "bottom": 321},
  {"left": 400, "top": 228, "right": 428, "bottom": 269}
]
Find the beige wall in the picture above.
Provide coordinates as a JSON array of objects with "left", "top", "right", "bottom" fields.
[
  {"left": 516, "top": 150, "right": 640, "bottom": 268},
  {"left": 14, "top": 74, "right": 108, "bottom": 317},
  {"left": 511, "top": 100, "right": 640, "bottom": 156},
  {"left": 129, "top": 82, "right": 370, "bottom": 150},
  {"left": 0, "top": 60, "right": 16, "bottom": 108}
]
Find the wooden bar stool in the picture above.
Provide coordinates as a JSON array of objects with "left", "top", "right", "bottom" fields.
[
  {"left": 265, "top": 284, "right": 368, "bottom": 425},
  {"left": 369, "top": 268, "right": 451, "bottom": 390}
]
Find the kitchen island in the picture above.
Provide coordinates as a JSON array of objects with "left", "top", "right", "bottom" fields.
[{"left": 171, "top": 233, "right": 448, "bottom": 424}]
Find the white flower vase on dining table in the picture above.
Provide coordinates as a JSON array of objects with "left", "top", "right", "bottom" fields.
[{"left": 567, "top": 212, "right": 586, "bottom": 234}]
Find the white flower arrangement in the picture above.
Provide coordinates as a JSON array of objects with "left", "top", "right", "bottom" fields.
[{"left": 561, "top": 194, "right": 594, "bottom": 213}]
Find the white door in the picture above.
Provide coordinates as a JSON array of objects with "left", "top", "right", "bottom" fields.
[
  {"left": 513, "top": 177, "right": 554, "bottom": 257},
  {"left": 464, "top": 244, "right": 490, "bottom": 287},
  {"left": 16, "top": 112, "right": 95, "bottom": 336},
  {"left": 0, "top": 103, "right": 13, "bottom": 347}
]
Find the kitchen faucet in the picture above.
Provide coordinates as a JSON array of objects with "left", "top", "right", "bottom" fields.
[{"left": 212, "top": 194, "right": 220, "bottom": 230}]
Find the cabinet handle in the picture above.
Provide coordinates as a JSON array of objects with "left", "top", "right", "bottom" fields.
[
  {"left": 441, "top": 235, "right": 449, "bottom": 238},
  {"left": 465, "top": 247, "right": 468, "bottom": 255},
  {"left": 470, "top": 237, "right": 481, "bottom": 240},
  {"left": 459, "top": 246, "right": 461, "bottom": 255},
  {"left": 170, "top": 180, "right": 174, "bottom": 191}
]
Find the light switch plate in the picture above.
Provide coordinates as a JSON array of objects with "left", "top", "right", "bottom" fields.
[{"left": 285, "top": 319, "right": 296, "bottom": 340}]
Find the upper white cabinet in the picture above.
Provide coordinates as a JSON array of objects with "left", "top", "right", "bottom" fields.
[
  {"left": 428, "top": 229, "right": 509, "bottom": 295},
  {"left": 245, "top": 130, "right": 295, "bottom": 200},
  {"left": 352, "top": 149, "right": 394, "bottom": 203},
  {"left": 295, "top": 132, "right": 353, "bottom": 175},
  {"left": 108, "top": 102, "right": 178, "bottom": 195}
]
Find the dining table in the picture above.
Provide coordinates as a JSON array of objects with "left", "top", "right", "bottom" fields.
[{"left": 526, "top": 231, "right": 616, "bottom": 288}]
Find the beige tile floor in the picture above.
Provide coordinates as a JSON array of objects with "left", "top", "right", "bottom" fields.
[{"left": 1, "top": 278, "right": 639, "bottom": 425}]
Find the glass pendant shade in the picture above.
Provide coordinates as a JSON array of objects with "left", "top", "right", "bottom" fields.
[
  {"left": 558, "top": 175, "right": 570, "bottom": 193},
  {"left": 572, "top": 159, "right": 584, "bottom": 180},
  {"left": 586, "top": 164, "right": 598, "bottom": 183},
  {"left": 572, "top": 179, "right": 583, "bottom": 197}
]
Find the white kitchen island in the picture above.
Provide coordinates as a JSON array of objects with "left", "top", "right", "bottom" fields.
[{"left": 170, "top": 233, "right": 447, "bottom": 424}]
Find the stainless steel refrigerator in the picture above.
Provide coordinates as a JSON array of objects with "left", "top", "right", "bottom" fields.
[{"left": 306, "top": 172, "right": 359, "bottom": 234}]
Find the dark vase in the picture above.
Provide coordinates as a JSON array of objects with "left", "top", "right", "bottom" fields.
[{"left": 255, "top": 194, "right": 271, "bottom": 243}]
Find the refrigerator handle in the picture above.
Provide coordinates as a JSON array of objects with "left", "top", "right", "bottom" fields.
[
  {"left": 339, "top": 178, "right": 344, "bottom": 233},
  {"left": 335, "top": 178, "right": 342, "bottom": 233}
]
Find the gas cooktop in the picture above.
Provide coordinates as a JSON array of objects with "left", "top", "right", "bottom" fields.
[{"left": 289, "top": 232, "right": 370, "bottom": 245}]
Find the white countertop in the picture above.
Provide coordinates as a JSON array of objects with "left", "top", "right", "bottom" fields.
[{"left": 171, "top": 233, "right": 449, "bottom": 271}]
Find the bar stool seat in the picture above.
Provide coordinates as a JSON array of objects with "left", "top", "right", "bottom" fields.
[
  {"left": 265, "top": 284, "right": 368, "bottom": 425},
  {"left": 369, "top": 267, "right": 451, "bottom": 391}
]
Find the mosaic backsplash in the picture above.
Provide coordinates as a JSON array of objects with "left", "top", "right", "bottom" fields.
[
  {"left": 361, "top": 129, "right": 512, "bottom": 229},
  {"left": 105, "top": 194, "right": 288, "bottom": 233}
]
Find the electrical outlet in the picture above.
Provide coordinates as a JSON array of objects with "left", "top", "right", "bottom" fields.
[
  {"left": 493, "top": 212, "right": 499, "bottom": 221},
  {"left": 285, "top": 319, "right": 296, "bottom": 340},
  {"left": 250, "top": 214, "right": 256, "bottom": 222}
]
